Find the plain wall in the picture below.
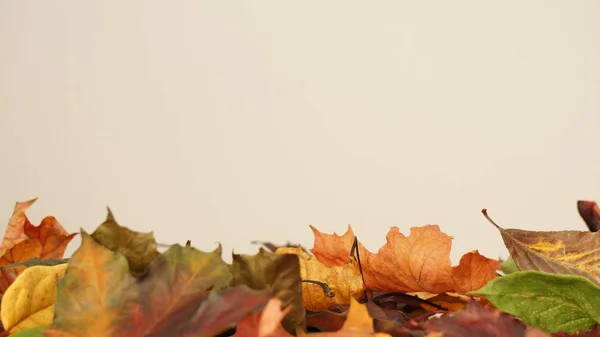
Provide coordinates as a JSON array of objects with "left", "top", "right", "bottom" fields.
[{"left": 1, "top": 1, "right": 599, "bottom": 263}]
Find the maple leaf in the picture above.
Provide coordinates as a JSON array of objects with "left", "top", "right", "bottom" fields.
[
  {"left": 90, "top": 208, "right": 159, "bottom": 276},
  {"left": 31, "top": 230, "right": 269, "bottom": 337},
  {"left": 0, "top": 199, "right": 36, "bottom": 257},
  {"left": 310, "top": 225, "right": 499, "bottom": 294},
  {"left": 482, "top": 209, "right": 600, "bottom": 287},
  {"left": 578, "top": 201, "right": 600, "bottom": 232},
  {"left": 0, "top": 199, "right": 76, "bottom": 299},
  {"left": 275, "top": 247, "right": 368, "bottom": 312},
  {"left": 451, "top": 250, "right": 500, "bottom": 294},
  {"left": 310, "top": 225, "right": 357, "bottom": 267},
  {"left": 0, "top": 264, "right": 67, "bottom": 334},
  {"left": 424, "top": 299, "right": 526, "bottom": 337},
  {"left": 231, "top": 248, "right": 306, "bottom": 334}
]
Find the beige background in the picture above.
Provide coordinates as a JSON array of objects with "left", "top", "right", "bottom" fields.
[{"left": 1, "top": 2, "right": 599, "bottom": 263}]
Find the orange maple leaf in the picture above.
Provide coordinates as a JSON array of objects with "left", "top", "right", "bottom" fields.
[
  {"left": 0, "top": 198, "right": 77, "bottom": 294},
  {"left": 310, "top": 225, "right": 499, "bottom": 295},
  {"left": 451, "top": 250, "right": 500, "bottom": 294},
  {"left": 0, "top": 199, "right": 37, "bottom": 257}
]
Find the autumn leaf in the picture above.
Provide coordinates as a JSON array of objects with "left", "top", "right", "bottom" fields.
[
  {"left": 236, "top": 298, "right": 293, "bottom": 337},
  {"left": 424, "top": 299, "right": 526, "bottom": 337},
  {"left": 0, "top": 216, "right": 76, "bottom": 274},
  {"left": 553, "top": 327, "right": 600, "bottom": 337},
  {"left": 231, "top": 248, "right": 306, "bottom": 334},
  {"left": 482, "top": 209, "right": 600, "bottom": 287},
  {"left": 5, "top": 325, "right": 48, "bottom": 337},
  {"left": 306, "top": 310, "right": 348, "bottom": 333},
  {"left": 418, "top": 292, "right": 474, "bottom": 312},
  {"left": 311, "top": 225, "right": 456, "bottom": 294},
  {"left": 90, "top": 208, "right": 159, "bottom": 276},
  {"left": 275, "top": 247, "right": 368, "bottom": 312},
  {"left": 308, "top": 298, "right": 392, "bottom": 337},
  {"left": 0, "top": 257, "right": 69, "bottom": 270},
  {"left": 50, "top": 231, "right": 138, "bottom": 335},
  {"left": 0, "top": 264, "right": 67, "bottom": 334},
  {"left": 0, "top": 199, "right": 76, "bottom": 300},
  {"left": 35, "top": 229, "right": 270, "bottom": 337},
  {"left": 0, "top": 199, "right": 37, "bottom": 257},
  {"left": 450, "top": 250, "right": 500, "bottom": 293},
  {"left": 470, "top": 271, "right": 600, "bottom": 333},
  {"left": 578, "top": 201, "right": 600, "bottom": 232},
  {"left": 310, "top": 225, "right": 357, "bottom": 267}
]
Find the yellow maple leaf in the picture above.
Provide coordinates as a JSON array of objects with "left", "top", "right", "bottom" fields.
[{"left": 1, "top": 263, "right": 68, "bottom": 333}]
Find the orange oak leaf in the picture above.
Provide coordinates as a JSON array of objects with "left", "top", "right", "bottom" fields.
[
  {"left": 236, "top": 298, "right": 293, "bottom": 337},
  {"left": 450, "top": 250, "right": 500, "bottom": 294}
]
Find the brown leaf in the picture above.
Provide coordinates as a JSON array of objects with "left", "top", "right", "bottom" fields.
[
  {"left": 482, "top": 209, "right": 600, "bottom": 287},
  {"left": 91, "top": 208, "right": 160, "bottom": 276},
  {"left": 231, "top": 248, "right": 306, "bottom": 334},
  {"left": 424, "top": 299, "right": 526, "bottom": 337},
  {"left": 552, "top": 327, "right": 600, "bottom": 337},
  {"left": 309, "top": 298, "right": 392, "bottom": 337},
  {"left": 578, "top": 201, "right": 600, "bottom": 232}
]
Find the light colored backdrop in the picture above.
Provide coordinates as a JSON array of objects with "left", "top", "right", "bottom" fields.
[{"left": 1, "top": 2, "right": 599, "bottom": 263}]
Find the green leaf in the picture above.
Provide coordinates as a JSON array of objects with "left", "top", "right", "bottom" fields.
[
  {"left": 469, "top": 270, "right": 600, "bottom": 333},
  {"left": 499, "top": 255, "right": 519, "bottom": 275},
  {"left": 0, "top": 257, "right": 70, "bottom": 270},
  {"left": 7, "top": 325, "right": 48, "bottom": 337}
]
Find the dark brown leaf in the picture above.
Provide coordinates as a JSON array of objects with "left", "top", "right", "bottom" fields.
[{"left": 578, "top": 201, "right": 600, "bottom": 232}]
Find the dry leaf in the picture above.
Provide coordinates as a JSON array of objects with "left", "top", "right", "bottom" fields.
[
  {"left": 91, "top": 208, "right": 159, "bottom": 276},
  {"left": 451, "top": 250, "right": 500, "bottom": 294},
  {"left": 236, "top": 298, "right": 293, "bottom": 337},
  {"left": 483, "top": 209, "right": 600, "bottom": 287},
  {"left": 578, "top": 201, "right": 600, "bottom": 232},
  {"left": 308, "top": 298, "right": 392, "bottom": 337},
  {"left": 275, "top": 247, "right": 368, "bottom": 312},
  {"left": 0, "top": 199, "right": 37, "bottom": 257},
  {"left": 231, "top": 248, "right": 305, "bottom": 334},
  {"left": 0, "top": 263, "right": 68, "bottom": 333}
]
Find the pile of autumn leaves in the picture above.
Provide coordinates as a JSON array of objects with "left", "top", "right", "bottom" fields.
[{"left": 0, "top": 199, "right": 600, "bottom": 337}]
